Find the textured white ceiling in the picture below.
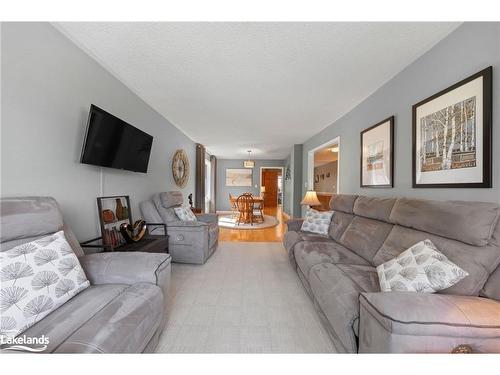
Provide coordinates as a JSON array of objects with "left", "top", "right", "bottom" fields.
[{"left": 55, "top": 22, "right": 460, "bottom": 159}]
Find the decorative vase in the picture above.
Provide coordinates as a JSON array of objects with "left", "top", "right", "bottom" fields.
[{"left": 115, "top": 198, "right": 125, "bottom": 220}]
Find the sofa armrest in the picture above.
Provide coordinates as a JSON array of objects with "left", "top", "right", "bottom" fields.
[
  {"left": 286, "top": 218, "right": 304, "bottom": 232},
  {"left": 359, "top": 292, "right": 500, "bottom": 353},
  {"left": 166, "top": 220, "right": 208, "bottom": 228},
  {"left": 79, "top": 252, "right": 171, "bottom": 287},
  {"left": 196, "top": 213, "right": 218, "bottom": 224}
]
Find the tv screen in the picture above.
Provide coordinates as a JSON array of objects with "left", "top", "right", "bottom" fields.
[{"left": 80, "top": 105, "right": 153, "bottom": 173}]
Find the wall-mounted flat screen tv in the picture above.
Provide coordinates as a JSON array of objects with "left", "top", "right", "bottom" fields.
[{"left": 80, "top": 105, "right": 153, "bottom": 173}]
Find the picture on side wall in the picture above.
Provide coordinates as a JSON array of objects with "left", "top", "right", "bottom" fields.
[
  {"left": 225, "top": 168, "right": 253, "bottom": 187},
  {"left": 360, "top": 116, "right": 394, "bottom": 188},
  {"left": 412, "top": 67, "right": 492, "bottom": 188}
]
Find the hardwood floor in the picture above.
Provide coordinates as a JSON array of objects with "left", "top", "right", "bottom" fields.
[{"left": 219, "top": 206, "right": 288, "bottom": 242}]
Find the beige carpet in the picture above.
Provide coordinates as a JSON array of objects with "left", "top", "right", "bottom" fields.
[{"left": 156, "top": 242, "right": 335, "bottom": 353}]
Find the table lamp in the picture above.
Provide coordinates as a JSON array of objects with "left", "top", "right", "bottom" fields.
[{"left": 300, "top": 190, "right": 321, "bottom": 208}]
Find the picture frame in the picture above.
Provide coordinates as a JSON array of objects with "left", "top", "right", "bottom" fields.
[
  {"left": 225, "top": 168, "right": 253, "bottom": 187},
  {"left": 412, "top": 67, "right": 492, "bottom": 188},
  {"left": 360, "top": 116, "right": 394, "bottom": 188}
]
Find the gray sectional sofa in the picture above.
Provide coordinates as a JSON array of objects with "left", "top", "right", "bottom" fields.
[
  {"left": 1, "top": 197, "right": 171, "bottom": 353},
  {"left": 284, "top": 194, "right": 500, "bottom": 353},
  {"left": 140, "top": 191, "right": 219, "bottom": 264}
]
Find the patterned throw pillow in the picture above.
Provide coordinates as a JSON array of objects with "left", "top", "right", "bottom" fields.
[
  {"left": 300, "top": 208, "right": 333, "bottom": 235},
  {"left": 174, "top": 206, "right": 197, "bottom": 222},
  {"left": 0, "top": 231, "right": 90, "bottom": 340},
  {"left": 376, "top": 239, "right": 468, "bottom": 293}
]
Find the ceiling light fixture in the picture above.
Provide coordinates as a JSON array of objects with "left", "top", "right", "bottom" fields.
[{"left": 244, "top": 150, "right": 255, "bottom": 168}]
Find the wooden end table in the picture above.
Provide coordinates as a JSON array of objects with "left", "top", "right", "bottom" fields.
[{"left": 81, "top": 223, "right": 169, "bottom": 254}]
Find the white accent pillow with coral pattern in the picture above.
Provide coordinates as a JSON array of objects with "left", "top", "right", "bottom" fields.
[
  {"left": 0, "top": 231, "right": 89, "bottom": 340},
  {"left": 376, "top": 239, "right": 468, "bottom": 293}
]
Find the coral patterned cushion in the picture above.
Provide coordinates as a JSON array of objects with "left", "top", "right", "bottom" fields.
[
  {"left": 376, "top": 239, "right": 468, "bottom": 293},
  {"left": 0, "top": 231, "right": 89, "bottom": 340}
]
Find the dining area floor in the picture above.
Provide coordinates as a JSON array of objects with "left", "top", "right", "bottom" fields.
[{"left": 218, "top": 206, "right": 288, "bottom": 242}]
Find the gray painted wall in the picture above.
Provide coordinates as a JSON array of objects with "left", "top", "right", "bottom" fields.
[
  {"left": 282, "top": 145, "right": 304, "bottom": 218},
  {"left": 283, "top": 153, "right": 292, "bottom": 216},
  {"left": 314, "top": 161, "right": 338, "bottom": 193},
  {"left": 302, "top": 22, "right": 500, "bottom": 206},
  {"left": 292, "top": 145, "right": 304, "bottom": 218},
  {"left": 1, "top": 22, "right": 197, "bottom": 241},
  {"left": 216, "top": 159, "right": 284, "bottom": 211}
]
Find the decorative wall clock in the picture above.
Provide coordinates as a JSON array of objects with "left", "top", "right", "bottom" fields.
[{"left": 172, "top": 149, "right": 190, "bottom": 188}]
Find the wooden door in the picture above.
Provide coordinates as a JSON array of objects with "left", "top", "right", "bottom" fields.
[{"left": 262, "top": 169, "right": 279, "bottom": 207}]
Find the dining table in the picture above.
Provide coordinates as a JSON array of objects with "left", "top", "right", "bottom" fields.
[{"left": 230, "top": 195, "right": 264, "bottom": 223}]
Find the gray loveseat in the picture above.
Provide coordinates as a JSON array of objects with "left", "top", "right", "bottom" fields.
[
  {"left": 140, "top": 191, "right": 219, "bottom": 264},
  {"left": 0, "top": 197, "right": 171, "bottom": 353},
  {"left": 284, "top": 194, "right": 500, "bottom": 353}
]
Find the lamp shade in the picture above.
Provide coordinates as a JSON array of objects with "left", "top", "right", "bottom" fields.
[
  {"left": 300, "top": 190, "right": 321, "bottom": 206},
  {"left": 260, "top": 186, "right": 266, "bottom": 193}
]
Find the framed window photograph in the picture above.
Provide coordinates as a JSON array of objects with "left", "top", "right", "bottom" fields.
[
  {"left": 225, "top": 168, "right": 253, "bottom": 187},
  {"left": 412, "top": 66, "right": 492, "bottom": 188},
  {"left": 360, "top": 116, "right": 394, "bottom": 188}
]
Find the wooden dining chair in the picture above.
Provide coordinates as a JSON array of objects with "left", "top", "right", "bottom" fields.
[
  {"left": 253, "top": 197, "right": 264, "bottom": 223},
  {"left": 236, "top": 193, "right": 254, "bottom": 226},
  {"left": 229, "top": 193, "right": 239, "bottom": 219}
]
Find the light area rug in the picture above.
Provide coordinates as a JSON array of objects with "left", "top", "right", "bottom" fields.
[
  {"left": 156, "top": 242, "right": 336, "bottom": 353},
  {"left": 218, "top": 214, "right": 279, "bottom": 229}
]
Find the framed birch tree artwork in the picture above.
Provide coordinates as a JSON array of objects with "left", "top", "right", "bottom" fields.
[
  {"left": 412, "top": 67, "right": 492, "bottom": 188},
  {"left": 360, "top": 116, "right": 394, "bottom": 188}
]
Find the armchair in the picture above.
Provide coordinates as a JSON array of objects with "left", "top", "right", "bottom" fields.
[
  {"left": 0, "top": 197, "right": 171, "bottom": 353},
  {"left": 140, "top": 191, "right": 219, "bottom": 264}
]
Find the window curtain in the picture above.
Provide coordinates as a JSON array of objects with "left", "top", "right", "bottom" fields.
[
  {"left": 209, "top": 155, "right": 217, "bottom": 213},
  {"left": 195, "top": 143, "right": 205, "bottom": 211}
]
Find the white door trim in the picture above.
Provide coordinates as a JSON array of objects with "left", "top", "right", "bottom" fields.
[{"left": 307, "top": 136, "right": 341, "bottom": 193}]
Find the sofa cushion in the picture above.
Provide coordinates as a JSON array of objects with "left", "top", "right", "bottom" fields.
[
  {"left": 0, "top": 197, "right": 85, "bottom": 257},
  {"left": 328, "top": 211, "right": 354, "bottom": 242},
  {"left": 295, "top": 241, "right": 370, "bottom": 278},
  {"left": 174, "top": 206, "right": 197, "bottom": 222},
  {"left": 359, "top": 292, "right": 500, "bottom": 353},
  {"left": 374, "top": 225, "right": 500, "bottom": 296},
  {"left": 376, "top": 239, "right": 468, "bottom": 293},
  {"left": 152, "top": 194, "right": 178, "bottom": 223},
  {"left": 0, "top": 231, "right": 90, "bottom": 340},
  {"left": 54, "top": 283, "right": 163, "bottom": 353},
  {"left": 389, "top": 198, "right": 500, "bottom": 247},
  {"left": 308, "top": 263, "right": 379, "bottom": 353},
  {"left": 339, "top": 216, "right": 393, "bottom": 263},
  {"left": 0, "top": 197, "right": 63, "bottom": 244},
  {"left": 329, "top": 194, "right": 358, "bottom": 213},
  {"left": 160, "top": 191, "right": 184, "bottom": 209},
  {"left": 300, "top": 208, "right": 333, "bottom": 235},
  {"left": 20, "top": 284, "right": 127, "bottom": 352},
  {"left": 353, "top": 196, "right": 396, "bottom": 223},
  {"left": 481, "top": 263, "right": 500, "bottom": 301}
]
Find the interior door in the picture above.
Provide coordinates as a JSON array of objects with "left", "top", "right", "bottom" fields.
[{"left": 262, "top": 169, "right": 279, "bottom": 207}]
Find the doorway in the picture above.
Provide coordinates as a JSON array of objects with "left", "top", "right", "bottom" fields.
[
  {"left": 260, "top": 167, "right": 283, "bottom": 208},
  {"left": 307, "top": 137, "right": 340, "bottom": 211}
]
